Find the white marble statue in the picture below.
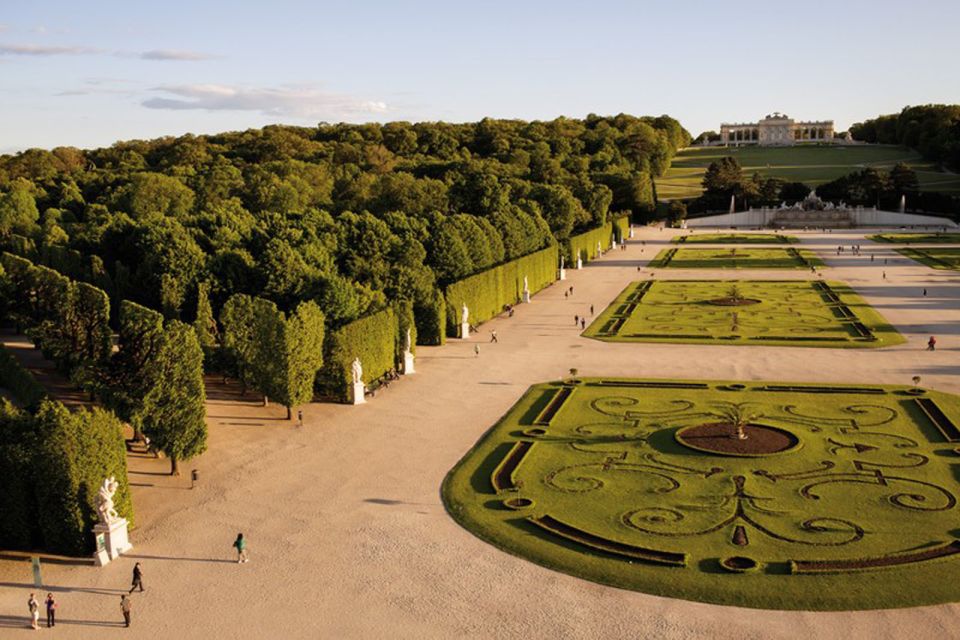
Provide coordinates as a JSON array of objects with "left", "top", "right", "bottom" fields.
[
  {"left": 523, "top": 275, "right": 529, "bottom": 292},
  {"left": 97, "top": 477, "right": 120, "bottom": 525},
  {"left": 404, "top": 328, "right": 412, "bottom": 354},
  {"left": 351, "top": 357, "right": 363, "bottom": 385},
  {"left": 461, "top": 303, "right": 469, "bottom": 324},
  {"left": 560, "top": 255, "right": 565, "bottom": 269}
]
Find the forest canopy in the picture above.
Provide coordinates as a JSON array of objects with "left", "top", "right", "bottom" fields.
[{"left": 0, "top": 115, "right": 688, "bottom": 329}]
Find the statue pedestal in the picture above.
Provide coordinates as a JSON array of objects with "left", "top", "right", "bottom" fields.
[
  {"left": 558, "top": 267, "right": 566, "bottom": 281},
  {"left": 628, "top": 227, "right": 634, "bottom": 239},
  {"left": 522, "top": 290, "right": 531, "bottom": 303},
  {"left": 576, "top": 257, "right": 583, "bottom": 270},
  {"left": 460, "top": 322, "right": 470, "bottom": 339},
  {"left": 403, "top": 351, "right": 415, "bottom": 375},
  {"left": 93, "top": 518, "right": 132, "bottom": 567},
  {"left": 351, "top": 381, "right": 366, "bottom": 405}
]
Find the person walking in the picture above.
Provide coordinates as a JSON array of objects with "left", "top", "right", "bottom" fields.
[
  {"left": 928, "top": 336, "right": 937, "bottom": 351},
  {"left": 120, "top": 594, "right": 132, "bottom": 628},
  {"left": 28, "top": 593, "right": 40, "bottom": 630},
  {"left": 870, "top": 254, "right": 874, "bottom": 262},
  {"left": 923, "top": 288, "right": 927, "bottom": 297},
  {"left": 490, "top": 330, "right": 498, "bottom": 343},
  {"left": 473, "top": 344, "right": 480, "bottom": 357},
  {"left": 44, "top": 593, "right": 56, "bottom": 628},
  {"left": 233, "top": 533, "right": 249, "bottom": 563},
  {"left": 590, "top": 305, "right": 594, "bottom": 316},
  {"left": 882, "top": 271, "right": 886, "bottom": 280},
  {"left": 574, "top": 315, "right": 579, "bottom": 326},
  {"left": 297, "top": 409, "right": 303, "bottom": 427},
  {"left": 569, "top": 286, "right": 574, "bottom": 296},
  {"left": 129, "top": 562, "right": 144, "bottom": 593},
  {"left": 580, "top": 318, "right": 586, "bottom": 330}
]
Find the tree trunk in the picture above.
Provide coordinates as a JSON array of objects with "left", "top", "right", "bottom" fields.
[
  {"left": 286, "top": 405, "right": 292, "bottom": 420},
  {"left": 170, "top": 455, "right": 180, "bottom": 476}
]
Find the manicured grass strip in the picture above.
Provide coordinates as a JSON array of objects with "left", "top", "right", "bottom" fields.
[
  {"left": 673, "top": 233, "right": 798, "bottom": 244},
  {"left": 914, "top": 397, "right": 960, "bottom": 442},
  {"left": 869, "top": 233, "right": 960, "bottom": 244},
  {"left": 528, "top": 514, "right": 687, "bottom": 566},
  {"left": 896, "top": 248, "right": 960, "bottom": 270},
  {"left": 791, "top": 540, "right": 960, "bottom": 574},
  {"left": 584, "top": 280, "right": 904, "bottom": 349},
  {"left": 443, "top": 377, "right": 960, "bottom": 610},
  {"left": 648, "top": 247, "right": 823, "bottom": 269}
]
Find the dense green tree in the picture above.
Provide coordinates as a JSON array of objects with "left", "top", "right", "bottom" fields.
[
  {"left": 115, "top": 172, "right": 195, "bottom": 220},
  {"left": 0, "top": 180, "right": 41, "bottom": 237},
  {"left": 192, "top": 281, "right": 217, "bottom": 349},
  {"left": 141, "top": 321, "right": 207, "bottom": 475},
  {"left": 275, "top": 301, "right": 325, "bottom": 419}
]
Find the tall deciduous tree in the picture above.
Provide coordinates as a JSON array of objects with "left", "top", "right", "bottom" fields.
[
  {"left": 141, "top": 321, "right": 207, "bottom": 475},
  {"left": 276, "top": 301, "right": 325, "bottom": 420}
]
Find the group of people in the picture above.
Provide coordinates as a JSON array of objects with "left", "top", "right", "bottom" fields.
[
  {"left": 837, "top": 244, "right": 864, "bottom": 256},
  {"left": 24, "top": 535, "right": 249, "bottom": 630}
]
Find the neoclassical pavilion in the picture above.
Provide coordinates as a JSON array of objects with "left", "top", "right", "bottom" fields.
[{"left": 720, "top": 112, "right": 834, "bottom": 146}]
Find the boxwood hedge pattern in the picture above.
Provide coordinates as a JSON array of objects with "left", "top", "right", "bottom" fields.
[{"left": 442, "top": 378, "right": 960, "bottom": 610}]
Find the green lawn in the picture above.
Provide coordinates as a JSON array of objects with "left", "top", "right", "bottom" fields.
[
  {"left": 442, "top": 378, "right": 960, "bottom": 610},
  {"left": 648, "top": 247, "right": 823, "bottom": 269},
  {"left": 896, "top": 248, "right": 960, "bottom": 270},
  {"left": 583, "top": 280, "right": 903, "bottom": 348},
  {"left": 672, "top": 233, "right": 798, "bottom": 245},
  {"left": 870, "top": 233, "right": 960, "bottom": 244},
  {"left": 656, "top": 145, "right": 960, "bottom": 200}
]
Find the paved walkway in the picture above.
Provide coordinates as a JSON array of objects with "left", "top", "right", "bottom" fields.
[{"left": 0, "top": 227, "right": 958, "bottom": 638}]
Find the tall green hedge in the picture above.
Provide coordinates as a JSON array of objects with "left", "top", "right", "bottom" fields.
[
  {"left": 0, "top": 345, "right": 48, "bottom": 409},
  {"left": 444, "top": 244, "right": 558, "bottom": 336},
  {"left": 0, "top": 398, "right": 131, "bottom": 556},
  {"left": 567, "top": 221, "right": 616, "bottom": 265},
  {"left": 612, "top": 215, "right": 630, "bottom": 242},
  {"left": 414, "top": 288, "right": 446, "bottom": 346},
  {"left": 317, "top": 306, "right": 397, "bottom": 402}
]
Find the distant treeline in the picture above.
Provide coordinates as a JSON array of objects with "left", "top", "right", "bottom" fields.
[{"left": 851, "top": 105, "right": 960, "bottom": 171}]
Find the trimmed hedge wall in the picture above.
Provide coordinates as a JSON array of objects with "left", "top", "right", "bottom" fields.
[
  {"left": 0, "top": 397, "right": 131, "bottom": 555},
  {"left": 444, "top": 244, "right": 558, "bottom": 337},
  {"left": 567, "top": 221, "right": 612, "bottom": 264},
  {"left": 612, "top": 215, "right": 630, "bottom": 242},
  {"left": 414, "top": 288, "right": 446, "bottom": 346},
  {"left": 0, "top": 345, "right": 48, "bottom": 409},
  {"left": 317, "top": 306, "right": 398, "bottom": 402}
]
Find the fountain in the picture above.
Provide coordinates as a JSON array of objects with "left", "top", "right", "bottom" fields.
[{"left": 899, "top": 194, "right": 906, "bottom": 214}]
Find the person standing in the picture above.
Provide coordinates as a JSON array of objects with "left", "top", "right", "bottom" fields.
[
  {"left": 297, "top": 409, "right": 303, "bottom": 427},
  {"left": 129, "top": 562, "right": 144, "bottom": 593},
  {"left": 923, "top": 288, "right": 927, "bottom": 297},
  {"left": 28, "top": 593, "right": 40, "bottom": 630},
  {"left": 233, "top": 533, "right": 249, "bottom": 563},
  {"left": 120, "top": 594, "right": 132, "bottom": 627},
  {"left": 928, "top": 336, "right": 937, "bottom": 351},
  {"left": 590, "top": 305, "right": 594, "bottom": 316},
  {"left": 473, "top": 344, "right": 480, "bottom": 357},
  {"left": 44, "top": 593, "right": 56, "bottom": 628},
  {"left": 574, "top": 315, "right": 579, "bottom": 326},
  {"left": 580, "top": 318, "right": 586, "bottom": 330}
]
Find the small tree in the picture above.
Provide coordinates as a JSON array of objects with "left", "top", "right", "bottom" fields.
[
  {"left": 727, "top": 284, "right": 743, "bottom": 302},
  {"left": 911, "top": 375, "right": 922, "bottom": 391},
  {"left": 711, "top": 401, "right": 763, "bottom": 440}
]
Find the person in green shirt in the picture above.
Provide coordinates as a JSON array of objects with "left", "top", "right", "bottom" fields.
[{"left": 233, "top": 533, "right": 248, "bottom": 563}]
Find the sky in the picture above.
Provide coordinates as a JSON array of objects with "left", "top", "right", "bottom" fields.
[{"left": 2, "top": 0, "right": 959, "bottom": 153}]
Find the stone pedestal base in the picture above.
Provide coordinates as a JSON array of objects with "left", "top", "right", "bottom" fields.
[
  {"left": 576, "top": 257, "right": 583, "bottom": 270},
  {"left": 403, "top": 351, "right": 415, "bottom": 375},
  {"left": 522, "top": 290, "right": 531, "bottom": 303},
  {"left": 558, "top": 267, "right": 566, "bottom": 281},
  {"left": 351, "top": 381, "right": 366, "bottom": 405},
  {"left": 460, "top": 322, "right": 470, "bottom": 339},
  {"left": 629, "top": 227, "right": 634, "bottom": 238},
  {"left": 93, "top": 519, "right": 132, "bottom": 567}
]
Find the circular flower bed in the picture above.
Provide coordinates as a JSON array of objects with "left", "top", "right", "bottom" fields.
[
  {"left": 720, "top": 556, "right": 760, "bottom": 573},
  {"left": 707, "top": 298, "right": 761, "bottom": 306},
  {"left": 676, "top": 423, "right": 800, "bottom": 457},
  {"left": 502, "top": 497, "right": 534, "bottom": 510}
]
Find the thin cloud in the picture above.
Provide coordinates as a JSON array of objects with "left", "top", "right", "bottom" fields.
[
  {"left": 140, "top": 49, "right": 215, "bottom": 61},
  {"left": 0, "top": 43, "right": 103, "bottom": 56},
  {"left": 0, "top": 43, "right": 214, "bottom": 60},
  {"left": 143, "top": 84, "right": 389, "bottom": 118}
]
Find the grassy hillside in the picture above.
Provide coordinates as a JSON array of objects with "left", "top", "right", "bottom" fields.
[{"left": 656, "top": 145, "right": 960, "bottom": 200}]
